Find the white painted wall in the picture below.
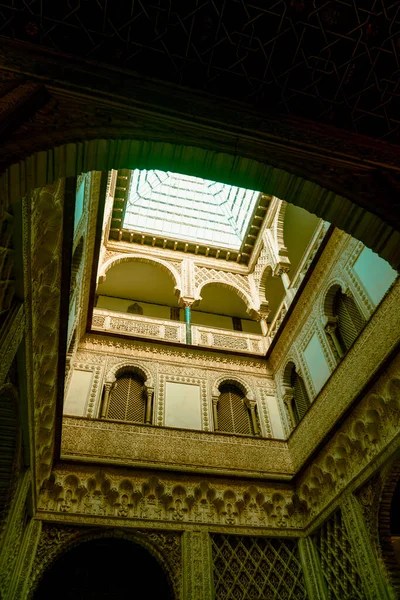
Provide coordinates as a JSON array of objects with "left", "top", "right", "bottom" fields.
[
  {"left": 263, "top": 395, "right": 284, "bottom": 439},
  {"left": 64, "top": 369, "right": 93, "bottom": 416},
  {"left": 303, "top": 333, "right": 331, "bottom": 395},
  {"left": 353, "top": 247, "right": 397, "bottom": 306},
  {"left": 164, "top": 382, "right": 202, "bottom": 430}
]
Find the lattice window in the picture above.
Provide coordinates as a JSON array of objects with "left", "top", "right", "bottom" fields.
[
  {"left": 211, "top": 534, "right": 308, "bottom": 600},
  {"left": 291, "top": 371, "right": 310, "bottom": 424},
  {"left": 217, "top": 384, "right": 253, "bottom": 435},
  {"left": 107, "top": 374, "right": 145, "bottom": 423},
  {"left": 314, "top": 510, "right": 365, "bottom": 599},
  {"left": 334, "top": 291, "right": 364, "bottom": 352}
]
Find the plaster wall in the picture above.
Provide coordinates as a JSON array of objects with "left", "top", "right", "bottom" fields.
[
  {"left": 164, "top": 382, "right": 202, "bottom": 430},
  {"left": 64, "top": 369, "right": 93, "bottom": 416}
]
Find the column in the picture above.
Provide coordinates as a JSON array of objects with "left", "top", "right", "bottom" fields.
[
  {"left": 323, "top": 317, "right": 344, "bottom": 358},
  {"left": 182, "top": 530, "right": 214, "bottom": 600},
  {"left": 212, "top": 396, "right": 219, "bottom": 431},
  {"left": 275, "top": 264, "right": 295, "bottom": 302},
  {"left": 100, "top": 382, "right": 112, "bottom": 418},
  {"left": 145, "top": 387, "right": 154, "bottom": 424},
  {"left": 185, "top": 304, "right": 192, "bottom": 344},
  {"left": 248, "top": 400, "right": 260, "bottom": 435},
  {"left": 257, "top": 306, "right": 270, "bottom": 336},
  {"left": 298, "top": 537, "right": 328, "bottom": 600},
  {"left": 180, "top": 298, "right": 195, "bottom": 345},
  {"left": 341, "top": 494, "right": 392, "bottom": 600},
  {"left": 282, "top": 387, "right": 296, "bottom": 429}
]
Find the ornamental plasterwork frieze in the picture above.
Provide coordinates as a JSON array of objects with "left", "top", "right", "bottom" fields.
[
  {"left": 78, "top": 334, "right": 271, "bottom": 375},
  {"left": 61, "top": 416, "right": 293, "bottom": 478},
  {"left": 38, "top": 463, "right": 303, "bottom": 534},
  {"left": 298, "top": 354, "right": 400, "bottom": 529},
  {"left": 288, "top": 279, "right": 400, "bottom": 472},
  {"left": 25, "top": 180, "right": 65, "bottom": 488}
]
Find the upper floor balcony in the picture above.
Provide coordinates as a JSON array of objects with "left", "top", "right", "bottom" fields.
[{"left": 92, "top": 308, "right": 268, "bottom": 355}]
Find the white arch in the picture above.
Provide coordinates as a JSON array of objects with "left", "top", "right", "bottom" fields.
[
  {"left": 195, "top": 280, "right": 258, "bottom": 316},
  {"left": 105, "top": 361, "right": 154, "bottom": 388},
  {"left": 212, "top": 374, "right": 254, "bottom": 400},
  {"left": 98, "top": 254, "right": 182, "bottom": 297}
]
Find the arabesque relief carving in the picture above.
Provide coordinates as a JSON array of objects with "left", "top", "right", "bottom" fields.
[
  {"left": 297, "top": 355, "right": 400, "bottom": 523},
  {"left": 38, "top": 467, "right": 304, "bottom": 533}
]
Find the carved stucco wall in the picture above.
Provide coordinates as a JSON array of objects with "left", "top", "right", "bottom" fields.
[
  {"left": 271, "top": 231, "right": 392, "bottom": 436},
  {"left": 64, "top": 336, "right": 276, "bottom": 439}
]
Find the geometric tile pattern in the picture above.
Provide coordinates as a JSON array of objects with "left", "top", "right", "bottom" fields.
[
  {"left": 314, "top": 510, "right": 365, "bottom": 599},
  {"left": 1, "top": 1, "right": 399, "bottom": 141},
  {"left": 211, "top": 534, "right": 308, "bottom": 599}
]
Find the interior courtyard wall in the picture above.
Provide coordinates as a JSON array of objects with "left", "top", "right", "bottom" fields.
[
  {"left": 63, "top": 338, "right": 277, "bottom": 440},
  {"left": 270, "top": 231, "right": 397, "bottom": 435}
]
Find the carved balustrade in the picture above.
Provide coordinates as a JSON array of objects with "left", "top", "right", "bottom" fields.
[
  {"left": 91, "top": 309, "right": 268, "bottom": 354},
  {"left": 92, "top": 309, "right": 185, "bottom": 344}
]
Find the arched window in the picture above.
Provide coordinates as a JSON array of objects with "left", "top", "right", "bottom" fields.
[
  {"left": 106, "top": 373, "right": 146, "bottom": 423},
  {"left": 216, "top": 384, "right": 254, "bottom": 435},
  {"left": 333, "top": 289, "right": 365, "bottom": 352}
]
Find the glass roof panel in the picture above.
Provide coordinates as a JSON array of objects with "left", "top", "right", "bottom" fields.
[{"left": 123, "top": 170, "right": 260, "bottom": 249}]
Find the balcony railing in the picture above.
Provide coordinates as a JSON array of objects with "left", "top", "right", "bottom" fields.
[{"left": 92, "top": 309, "right": 268, "bottom": 355}]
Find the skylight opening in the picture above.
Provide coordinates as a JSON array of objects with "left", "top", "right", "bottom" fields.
[{"left": 123, "top": 170, "right": 260, "bottom": 250}]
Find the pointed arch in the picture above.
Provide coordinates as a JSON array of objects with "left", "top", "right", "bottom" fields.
[{"left": 98, "top": 254, "right": 182, "bottom": 298}]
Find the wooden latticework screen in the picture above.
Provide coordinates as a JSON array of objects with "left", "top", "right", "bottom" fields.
[
  {"left": 211, "top": 534, "right": 308, "bottom": 600},
  {"left": 292, "top": 372, "right": 310, "bottom": 424},
  {"left": 107, "top": 374, "right": 145, "bottom": 423},
  {"left": 217, "top": 385, "right": 253, "bottom": 435},
  {"left": 314, "top": 510, "right": 365, "bottom": 599},
  {"left": 334, "top": 291, "right": 364, "bottom": 351}
]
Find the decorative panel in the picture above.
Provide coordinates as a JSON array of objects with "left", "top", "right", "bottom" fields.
[
  {"left": 64, "top": 369, "right": 93, "bottom": 416},
  {"left": 314, "top": 510, "right": 365, "bottom": 600},
  {"left": 211, "top": 534, "right": 308, "bottom": 600},
  {"left": 164, "top": 382, "right": 202, "bottom": 430}
]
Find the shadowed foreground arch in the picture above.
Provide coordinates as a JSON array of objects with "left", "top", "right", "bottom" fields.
[
  {"left": 33, "top": 532, "right": 175, "bottom": 599},
  {"left": 2, "top": 138, "right": 400, "bottom": 269}
]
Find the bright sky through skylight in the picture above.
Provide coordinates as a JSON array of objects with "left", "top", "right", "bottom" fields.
[{"left": 124, "top": 170, "right": 260, "bottom": 249}]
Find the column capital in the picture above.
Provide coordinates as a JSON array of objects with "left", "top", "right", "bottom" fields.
[
  {"left": 273, "top": 261, "right": 291, "bottom": 278},
  {"left": 282, "top": 386, "right": 294, "bottom": 404},
  {"left": 212, "top": 395, "right": 220, "bottom": 406},
  {"left": 179, "top": 297, "right": 196, "bottom": 308}
]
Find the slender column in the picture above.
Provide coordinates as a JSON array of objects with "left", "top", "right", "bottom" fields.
[
  {"left": 212, "top": 396, "right": 219, "bottom": 431},
  {"left": 101, "top": 382, "right": 112, "bottom": 418},
  {"left": 248, "top": 400, "right": 260, "bottom": 435},
  {"left": 275, "top": 264, "right": 295, "bottom": 302},
  {"left": 324, "top": 317, "right": 344, "bottom": 358},
  {"left": 283, "top": 387, "right": 296, "bottom": 428},
  {"left": 298, "top": 537, "right": 328, "bottom": 600},
  {"left": 185, "top": 304, "right": 192, "bottom": 344},
  {"left": 257, "top": 307, "right": 270, "bottom": 336},
  {"left": 341, "top": 494, "right": 392, "bottom": 600},
  {"left": 145, "top": 387, "right": 154, "bottom": 424},
  {"left": 183, "top": 530, "right": 214, "bottom": 600}
]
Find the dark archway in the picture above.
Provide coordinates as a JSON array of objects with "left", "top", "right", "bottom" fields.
[
  {"left": 34, "top": 537, "right": 174, "bottom": 599},
  {"left": 3, "top": 137, "right": 400, "bottom": 269}
]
